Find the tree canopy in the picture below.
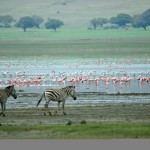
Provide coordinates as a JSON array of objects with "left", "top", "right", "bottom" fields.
[
  {"left": 110, "top": 13, "right": 133, "bottom": 27},
  {"left": 0, "top": 15, "right": 15, "bottom": 28},
  {"left": 132, "top": 9, "right": 150, "bottom": 30},
  {"left": 32, "top": 15, "right": 44, "bottom": 28},
  {"left": 1, "top": 8, "right": 150, "bottom": 31},
  {"left": 16, "top": 16, "right": 34, "bottom": 31},
  {"left": 45, "top": 19, "right": 64, "bottom": 31},
  {"left": 90, "top": 18, "right": 108, "bottom": 30}
]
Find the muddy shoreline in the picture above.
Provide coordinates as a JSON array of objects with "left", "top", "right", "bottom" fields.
[
  {"left": 0, "top": 94, "right": 150, "bottom": 139},
  {"left": 1, "top": 93, "right": 150, "bottom": 127}
]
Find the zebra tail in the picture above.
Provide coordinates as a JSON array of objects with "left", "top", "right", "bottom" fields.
[{"left": 36, "top": 92, "right": 44, "bottom": 107}]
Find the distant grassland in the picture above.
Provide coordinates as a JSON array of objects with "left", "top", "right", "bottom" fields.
[{"left": 0, "top": 28, "right": 150, "bottom": 61}]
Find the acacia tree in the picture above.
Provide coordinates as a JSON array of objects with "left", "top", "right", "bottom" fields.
[
  {"left": 110, "top": 13, "right": 133, "bottom": 27},
  {"left": 132, "top": 9, "right": 150, "bottom": 30},
  {"left": 132, "top": 15, "right": 145, "bottom": 29},
  {"left": 45, "top": 19, "right": 64, "bottom": 31},
  {"left": 0, "top": 15, "right": 15, "bottom": 28},
  {"left": 16, "top": 16, "right": 34, "bottom": 32},
  {"left": 32, "top": 15, "right": 44, "bottom": 28},
  {"left": 90, "top": 18, "right": 108, "bottom": 30}
]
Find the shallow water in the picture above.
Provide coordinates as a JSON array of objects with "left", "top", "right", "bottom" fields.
[
  {"left": 0, "top": 60, "right": 150, "bottom": 94},
  {"left": 0, "top": 60, "right": 150, "bottom": 109},
  {"left": 6, "top": 94, "right": 150, "bottom": 109}
]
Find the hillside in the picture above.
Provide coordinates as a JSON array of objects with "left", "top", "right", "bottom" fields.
[{"left": 0, "top": 0, "right": 150, "bottom": 27}]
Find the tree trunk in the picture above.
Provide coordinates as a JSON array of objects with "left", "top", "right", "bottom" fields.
[
  {"left": 23, "top": 28, "right": 26, "bottom": 32},
  {"left": 143, "top": 26, "right": 146, "bottom": 30}
]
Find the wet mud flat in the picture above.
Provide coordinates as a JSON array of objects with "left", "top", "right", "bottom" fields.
[
  {"left": 1, "top": 103, "right": 150, "bottom": 126},
  {"left": 0, "top": 93, "right": 150, "bottom": 138},
  {"left": 1, "top": 93, "right": 150, "bottom": 126}
]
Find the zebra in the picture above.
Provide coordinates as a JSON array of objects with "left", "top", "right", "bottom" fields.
[
  {"left": 0, "top": 85, "right": 17, "bottom": 116},
  {"left": 36, "top": 86, "right": 77, "bottom": 116}
]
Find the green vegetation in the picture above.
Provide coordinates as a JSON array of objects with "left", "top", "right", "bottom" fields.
[
  {"left": 0, "top": 0, "right": 150, "bottom": 29},
  {"left": 0, "top": 1, "right": 150, "bottom": 62},
  {"left": 133, "top": 9, "right": 150, "bottom": 30},
  {"left": 0, "top": 28, "right": 150, "bottom": 61},
  {"left": 0, "top": 123, "right": 150, "bottom": 139},
  {"left": 15, "top": 16, "right": 35, "bottom": 32},
  {"left": 1, "top": 27, "right": 150, "bottom": 40},
  {"left": 45, "top": 18, "right": 64, "bottom": 32}
]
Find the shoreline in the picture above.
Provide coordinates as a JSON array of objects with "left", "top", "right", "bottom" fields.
[
  {"left": 18, "top": 92, "right": 150, "bottom": 96},
  {"left": 1, "top": 93, "right": 150, "bottom": 138},
  {"left": 1, "top": 103, "right": 150, "bottom": 126}
]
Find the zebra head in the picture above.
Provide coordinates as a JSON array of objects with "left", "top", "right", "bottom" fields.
[
  {"left": 5, "top": 85, "right": 17, "bottom": 99},
  {"left": 69, "top": 86, "right": 77, "bottom": 100}
]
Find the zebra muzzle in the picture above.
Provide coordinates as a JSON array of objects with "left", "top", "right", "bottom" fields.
[{"left": 14, "top": 96, "right": 17, "bottom": 99}]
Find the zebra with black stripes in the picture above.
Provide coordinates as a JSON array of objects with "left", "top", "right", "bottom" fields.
[
  {"left": 36, "top": 86, "right": 77, "bottom": 116},
  {"left": 0, "top": 85, "right": 17, "bottom": 116}
]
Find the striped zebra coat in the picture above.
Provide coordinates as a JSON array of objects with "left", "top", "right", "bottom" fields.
[
  {"left": 0, "top": 85, "right": 17, "bottom": 116},
  {"left": 36, "top": 86, "right": 77, "bottom": 116}
]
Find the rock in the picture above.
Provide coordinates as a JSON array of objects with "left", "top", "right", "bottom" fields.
[
  {"left": 65, "top": 120, "right": 72, "bottom": 125},
  {"left": 80, "top": 120, "right": 86, "bottom": 124}
]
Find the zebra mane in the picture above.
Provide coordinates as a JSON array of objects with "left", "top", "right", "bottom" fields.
[
  {"left": 63, "top": 86, "right": 75, "bottom": 89},
  {"left": 62, "top": 86, "right": 75, "bottom": 95}
]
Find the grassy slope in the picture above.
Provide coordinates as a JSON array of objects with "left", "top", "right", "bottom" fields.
[{"left": 0, "top": 0, "right": 150, "bottom": 27}]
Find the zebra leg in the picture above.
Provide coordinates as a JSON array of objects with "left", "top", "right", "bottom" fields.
[
  {"left": 4, "top": 103, "right": 6, "bottom": 111},
  {"left": 44, "top": 102, "right": 51, "bottom": 116},
  {"left": 62, "top": 101, "right": 66, "bottom": 115},
  {"left": 54, "top": 101, "right": 60, "bottom": 115},
  {"left": 44, "top": 103, "right": 48, "bottom": 116},
  {"left": 0, "top": 103, "right": 5, "bottom": 117}
]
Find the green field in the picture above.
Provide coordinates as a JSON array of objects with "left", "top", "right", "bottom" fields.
[
  {"left": 0, "top": 28, "right": 150, "bottom": 62},
  {"left": 0, "top": 123, "right": 150, "bottom": 139}
]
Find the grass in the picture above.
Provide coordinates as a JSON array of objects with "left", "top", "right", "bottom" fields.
[
  {"left": 0, "top": 27, "right": 150, "bottom": 40},
  {"left": 0, "top": 0, "right": 150, "bottom": 28},
  {"left": 0, "top": 28, "right": 150, "bottom": 61},
  {"left": 0, "top": 123, "right": 150, "bottom": 139}
]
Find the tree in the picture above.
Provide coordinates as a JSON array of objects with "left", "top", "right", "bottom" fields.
[
  {"left": 132, "top": 9, "right": 150, "bottom": 30},
  {"left": 132, "top": 15, "right": 145, "bottom": 30},
  {"left": 0, "top": 15, "right": 15, "bottom": 28},
  {"left": 110, "top": 13, "right": 133, "bottom": 27},
  {"left": 45, "top": 19, "right": 64, "bottom": 31},
  {"left": 32, "top": 15, "right": 44, "bottom": 28},
  {"left": 16, "top": 16, "right": 34, "bottom": 32},
  {"left": 90, "top": 18, "right": 108, "bottom": 30}
]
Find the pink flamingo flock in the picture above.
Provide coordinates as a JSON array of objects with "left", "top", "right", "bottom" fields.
[{"left": 0, "top": 61, "right": 150, "bottom": 91}]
